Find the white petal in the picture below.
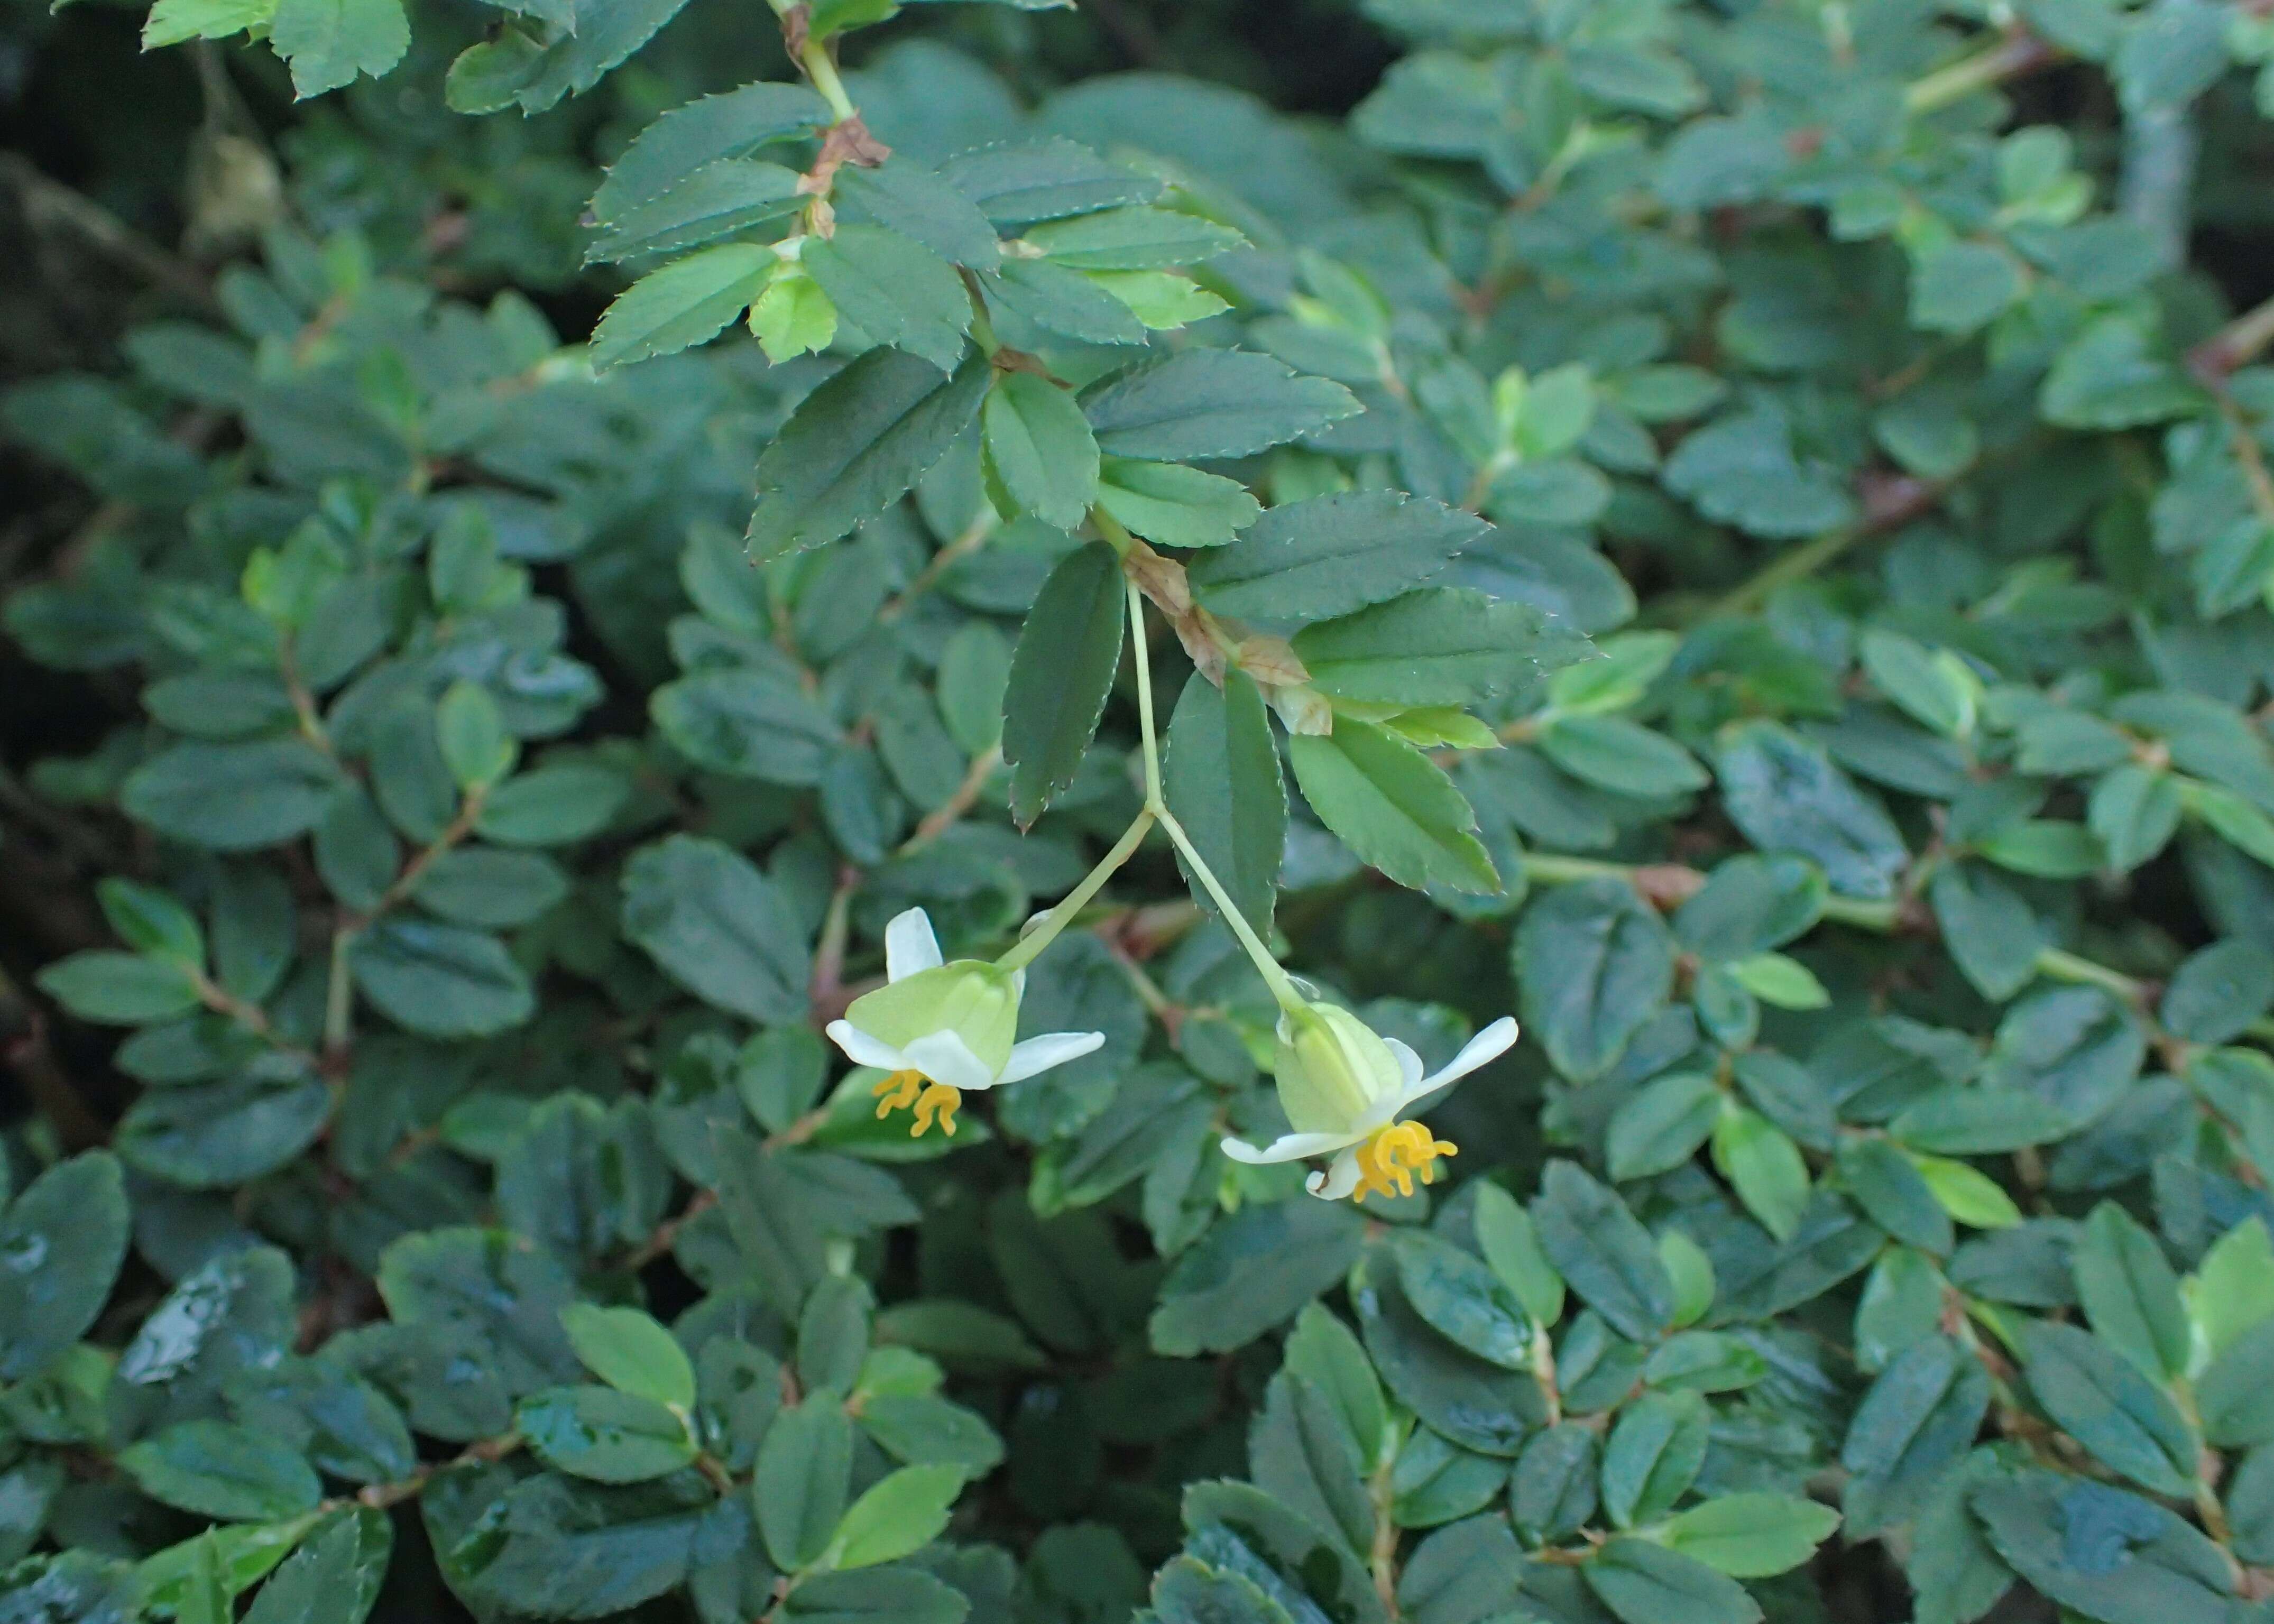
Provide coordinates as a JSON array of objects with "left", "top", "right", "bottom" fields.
[
  {"left": 1221, "top": 1130, "right": 1365, "bottom": 1165},
  {"left": 999, "top": 1030, "right": 1106, "bottom": 1084},
  {"left": 826, "top": 1021, "right": 910, "bottom": 1073},
  {"left": 885, "top": 908, "right": 944, "bottom": 982},
  {"left": 900, "top": 1029, "right": 996, "bottom": 1092},
  {"left": 1408, "top": 1016, "right": 1520, "bottom": 1105},
  {"left": 1385, "top": 1037, "right": 1426, "bottom": 1094},
  {"left": 1306, "top": 1148, "right": 1363, "bottom": 1201}
]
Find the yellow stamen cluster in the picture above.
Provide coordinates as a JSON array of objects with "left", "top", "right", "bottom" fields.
[
  {"left": 871, "top": 1069, "right": 961, "bottom": 1138},
  {"left": 1351, "top": 1122, "right": 1458, "bottom": 1202}
]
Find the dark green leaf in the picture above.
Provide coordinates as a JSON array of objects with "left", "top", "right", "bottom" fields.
[
  {"left": 805, "top": 227, "right": 972, "bottom": 373},
  {"left": 748, "top": 349, "right": 990, "bottom": 562},
  {"left": 1717, "top": 722, "right": 1907, "bottom": 900},
  {"left": 1582, "top": 1538, "right": 1762, "bottom": 1624},
  {"left": 1288, "top": 721, "right": 1497, "bottom": 893},
  {"left": 1515, "top": 880, "right": 1676, "bottom": 1081},
  {"left": 0, "top": 1153, "right": 129, "bottom": 1381},
  {"left": 755, "top": 1395, "right": 855, "bottom": 1571},
  {"left": 122, "top": 740, "right": 345, "bottom": 852},
  {"left": 1531, "top": 1162, "right": 1673, "bottom": 1343},
  {"left": 119, "top": 1420, "right": 322, "bottom": 1521},
  {"left": 350, "top": 918, "right": 532, "bottom": 1039},
  {"left": 981, "top": 371, "right": 1099, "bottom": 531},
  {"left": 1082, "top": 350, "right": 1361, "bottom": 460},
  {"left": 1164, "top": 669, "right": 1285, "bottom": 938},
  {"left": 1600, "top": 1389, "right": 1708, "bottom": 1527},
  {"left": 1149, "top": 1199, "right": 1364, "bottom": 1358},
  {"left": 2019, "top": 1321, "right": 2194, "bottom": 1497},
  {"left": 621, "top": 835, "right": 813, "bottom": 1023},
  {"left": 1970, "top": 1471, "right": 2234, "bottom": 1623},
  {"left": 1002, "top": 540, "right": 1125, "bottom": 827},
  {"left": 1187, "top": 493, "right": 1485, "bottom": 622},
  {"left": 519, "top": 1385, "right": 698, "bottom": 1483}
]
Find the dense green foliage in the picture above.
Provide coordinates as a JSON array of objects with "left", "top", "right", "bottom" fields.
[{"left": 13, "top": 1, "right": 2274, "bottom": 1621}]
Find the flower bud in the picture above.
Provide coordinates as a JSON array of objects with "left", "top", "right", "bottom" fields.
[
  {"left": 841, "top": 961, "right": 1021, "bottom": 1077},
  {"left": 1273, "top": 1002, "right": 1404, "bottom": 1136}
]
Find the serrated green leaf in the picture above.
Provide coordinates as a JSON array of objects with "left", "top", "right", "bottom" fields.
[
  {"left": 1288, "top": 720, "right": 1497, "bottom": 893},
  {"left": 805, "top": 227, "right": 972, "bottom": 373},
  {"left": 981, "top": 371, "right": 1098, "bottom": 530},
  {"left": 1188, "top": 492, "right": 1485, "bottom": 621},
  {"left": 1164, "top": 668, "right": 1284, "bottom": 937},
  {"left": 269, "top": 0, "right": 407, "bottom": 96},
  {"left": 1082, "top": 350, "right": 1361, "bottom": 460},
  {"left": 1001, "top": 540, "right": 1124, "bottom": 827},
  {"left": 747, "top": 348, "right": 991, "bottom": 561},
  {"left": 589, "top": 243, "right": 771, "bottom": 372}
]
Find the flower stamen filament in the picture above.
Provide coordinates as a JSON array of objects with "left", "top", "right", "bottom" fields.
[
  {"left": 872, "top": 1069, "right": 964, "bottom": 1137},
  {"left": 872, "top": 1069, "right": 923, "bottom": 1118},
  {"left": 1351, "top": 1122, "right": 1458, "bottom": 1203},
  {"left": 911, "top": 1083, "right": 961, "bottom": 1137},
  {"left": 868, "top": 1069, "right": 960, "bottom": 1132}
]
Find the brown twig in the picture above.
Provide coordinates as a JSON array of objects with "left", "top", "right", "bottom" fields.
[
  {"left": 0, "top": 154, "right": 218, "bottom": 312},
  {"left": 897, "top": 746, "right": 1002, "bottom": 854}
]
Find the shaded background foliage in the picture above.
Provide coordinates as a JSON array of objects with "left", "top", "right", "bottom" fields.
[{"left": 16, "top": 3, "right": 2274, "bottom": 1624}]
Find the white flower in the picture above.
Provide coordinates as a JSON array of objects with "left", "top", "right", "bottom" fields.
[
  {"left": 824, "top": 909, "right": 1106, "bottom": 1137},
  {"left": 1221, "top": 1003, "right": 1518, "bottom": 1202}
]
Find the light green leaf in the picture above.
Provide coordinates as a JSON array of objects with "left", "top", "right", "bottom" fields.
[
  {"left": 1657, "top": 1493, "right": 1841, "bottom": 1577},
  {"left": 2192, "top": 1217, "right": 2274, "bottom": 1363},
  {"left": 559, "top": 1304, "right": 696, "bottom": 1411},
  {"left": 1725, "top": 952, "right": 1829, "bottom": 1010},
  {"left": 143, "top": 0, "right": 275, "bottom": 47},
  {"left": 1859, "top": 630, "right": 1977, "bottom": 737},
  {"left": 1472, "top": 1181, "right": 1564, "bottom": 1328},
  {"left": 824, "top": 1463, "right": 965, "bottom": 1571},
  {"left": 1710, "top": 1106, "right": 1809, "bottom": 1242}
]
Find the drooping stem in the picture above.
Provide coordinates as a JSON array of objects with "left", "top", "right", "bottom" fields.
[
  {"left": 1120, "top": 575, "right": 1304, "bottom": 1011},
  {"left": 999, "top": 565, "right": 1303, "bottom": 1010},
  {"left": 1127, "top": 577, "right": 1164, "bottom": 808},
  {"left": 996, "top": 810, "right": 1155, "bottom": 974},
  {"left": 1156, "top": 807, "right": 1304, "bottom": 1014}
]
